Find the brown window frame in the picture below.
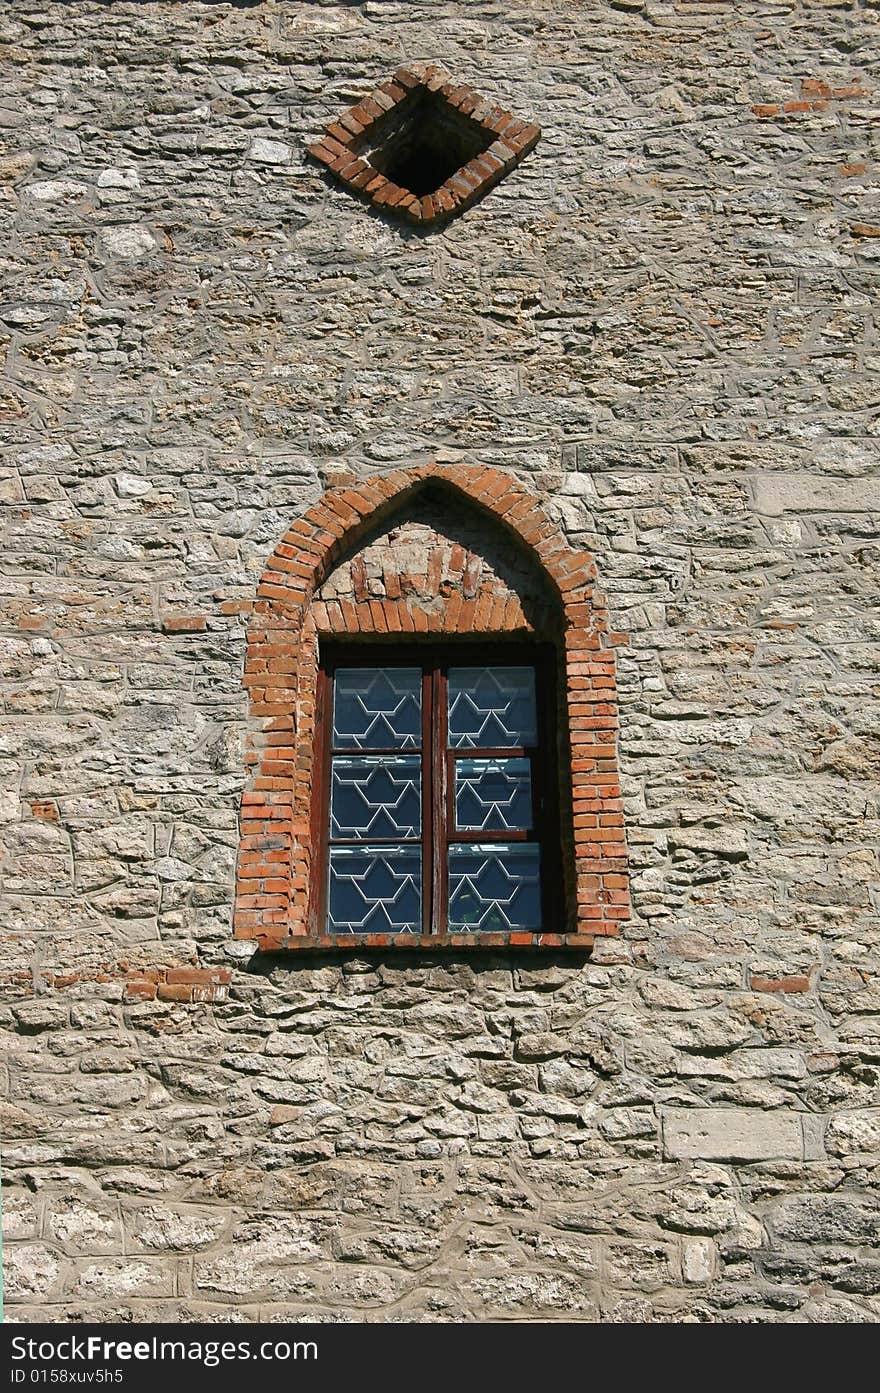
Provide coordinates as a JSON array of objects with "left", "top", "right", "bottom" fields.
[{"left": 309, "top": 640, "right": 565, "bottom": 945}]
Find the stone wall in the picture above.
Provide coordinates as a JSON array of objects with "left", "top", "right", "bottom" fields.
[{"left": 1, "top": 0, "right": 879, "bottom": 1322}]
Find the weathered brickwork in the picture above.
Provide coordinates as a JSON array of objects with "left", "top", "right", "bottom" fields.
[
  {"left": 307, "top": 59, "right": 541, "bottom": 225},
  {"left": 315, "top": 492, "right": 548, "bottom": 622},
  {"left": 237, "top": 463, "right": 627, "bottom": 950},
  {"left": 1, "top": 0, "right": 879, "bottom": 1323}
]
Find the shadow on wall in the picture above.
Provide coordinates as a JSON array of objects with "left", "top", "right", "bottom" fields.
[
  {"left": 52, "top": 1, "right": 269, "bottom": 7},
  {"left": 243, "top": 945, "right": 595, "bottom": 977}
]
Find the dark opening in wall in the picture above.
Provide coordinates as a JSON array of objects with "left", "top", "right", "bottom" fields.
[
  {"left": 308, "top": 62, "right": 540, "bottom": 226},
  {"left": 363, "top": 91, "right": 494, "bottom": 197}
]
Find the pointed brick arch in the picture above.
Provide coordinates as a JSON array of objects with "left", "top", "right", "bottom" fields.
[{"left": 235, "top": 464, "right": 629, "bottom": 951}]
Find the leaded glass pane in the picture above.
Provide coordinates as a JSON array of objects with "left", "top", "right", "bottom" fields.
[
  {"left": 330, "top": 755, "right": 421, "bottom": 839},
  {"left": 448, "top": 843, "right": 541, "bottom": 932},
  {"left": 333, "top": 667, "right": 421, "bottom": 749},
  {"left": 328, "top": 845, "right": 421, "bottom": 934},
  {"left": 448, "top": 667, "right": 537, "bottom": 749},
  {"left": 454, "top": 757, "right": 532, "bottom": 832}
]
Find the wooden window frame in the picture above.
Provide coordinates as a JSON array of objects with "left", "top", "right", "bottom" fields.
[{"left": 309, "top": 640, "right": 565, "bottom": 946}]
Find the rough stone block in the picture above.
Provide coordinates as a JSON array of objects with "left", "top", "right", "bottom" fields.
[
  {"left": 754, "top": 475, "right": 880, "bottom": 516},
  {"left": 826, "top": 1110, "right": 880, "bottom": 1158},
  {"left": 682, "top": 1237, "right": 717, "bottom": 1284},
  {"left": 662, "top": 1109, "right": 804, "bottom": 1161}
]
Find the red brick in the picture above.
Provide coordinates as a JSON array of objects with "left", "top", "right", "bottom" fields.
[
  {"left": 157, "top": 983, "right": 194, "bottom": 1002},
  {"left": 125, "top": 980, "right": 157, "bottom": 1001},
  {"left": 383, "top": 601, "right": 402, "bottom": 632},
  {"left": 309, "top": 141, "right": 338, "bottom": 168},
  {"left": 750, "top": 973, "right": 812, "bottom": 994},
  {"left": 165, "top": 968, "right": 231, "bottom": 985},
  {"left": 162, "top": 614, "right": 207, "bottom": 634}
]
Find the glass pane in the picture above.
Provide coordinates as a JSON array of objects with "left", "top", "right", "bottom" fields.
[
  {"left": 448, "top": 666, "right": 537, "bottom": 749},
  {"left": 330, "top": 755, "right": 421, "bottom": 839},
  {"left": 454, "top": 757, "right": 532, "bottom": 832},
  {"left": 448, "top": 843, "right": 542, "bottom": 933},
  {"left": 328, "top": 845, "right": 421, "bottom": 934},
  {"left": 333, "top": 667, "right": 421, "bottom": 749}
]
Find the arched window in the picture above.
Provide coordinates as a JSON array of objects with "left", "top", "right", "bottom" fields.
[{"left": 235, "top": 464, "right": 629, "bottom": 951}]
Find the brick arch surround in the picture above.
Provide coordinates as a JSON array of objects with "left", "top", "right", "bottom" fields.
[{"left": 235, "top": 464, "right": 629, "bottom": 951}]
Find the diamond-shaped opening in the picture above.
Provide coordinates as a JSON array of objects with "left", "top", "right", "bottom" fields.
[
  {"left": 309, "top": 64, "right": 540, "bottom": 226},
  {"left": 360, "top": 90, "right": 494, "bottom": 197}
]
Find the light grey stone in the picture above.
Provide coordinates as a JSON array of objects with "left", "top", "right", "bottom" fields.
[
  {"left": 662, "top": 1109, "right": 805, "bottom": 1161},
  {"left": 754, "top": 475, "right": 880, "bottom": 516},
  {"left": 130, "top": 1207, "right": 228, "bottom": 1252},
  {"left": 682, "top": 1237, "right": 716, "bottom": 1284},
  {"left": 826, "top": 1111, "right": 880, "bottom": 1158},
  {"left": 71, "top": 1260, "right": 174, "bottom": 1300},
  {"left": 769, "top": 1195, "right": 880, "bottom": 1246},
  {"left": 100, "top": 225, "right": 158, "bottom": 258},
  {"left": 24, "top": 178, "right": 89, "bottom": 201},
  {"left": 248, "top": 137, "right": 292, "bottom": 165},
  {"left": 97, "top": 168, "right": 140, "bottom": 190},
  {"left": 3, "top": 1245, "right": 61, "bottom": 1301},
  {"left": 676, "top": 1049, "right": 806, "bottom": 1082}
]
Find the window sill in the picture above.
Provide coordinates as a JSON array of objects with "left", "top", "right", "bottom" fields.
[{"left": 249, "top": 928, "right": 619, "bottom": 953}]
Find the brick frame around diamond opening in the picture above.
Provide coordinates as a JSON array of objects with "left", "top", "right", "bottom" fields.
[
  {"left": 235, "top": 464, "right": 630, "bottom": 952},
  {"left": 308, "top": 62, "right": 540, "bottom": 226}
]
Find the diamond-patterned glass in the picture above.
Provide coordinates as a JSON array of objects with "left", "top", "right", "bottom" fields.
[
  {"left": 454, "top": 758, "right": 532, "bottom": 832},
  {"left": 330, "top": 755, "right": 421, "bottom": 840},
  {"left": 333, "top": 668, "right": 421, "bottom": 750},
  {"left": 328, "top": 845, "right": 421, "bottom": 934},
  {"left": 448, "top": 843, "right": 541, "bottom": 932},
  {"left": 448, "top": 667, "right": 537, "bottom": 749}
]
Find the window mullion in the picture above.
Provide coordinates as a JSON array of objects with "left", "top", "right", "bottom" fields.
[
  {"left": 310, "top": 664, "right": 333, "bottom": 937},
  {"left": 431, "top": 662, "right": 449, "bottom": 936},
  {"left": 535, "top": 649, "right": 559, "bottom": 932},
  {"left": 421, "top": 666, "right": 433, "bottom": 937}
]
